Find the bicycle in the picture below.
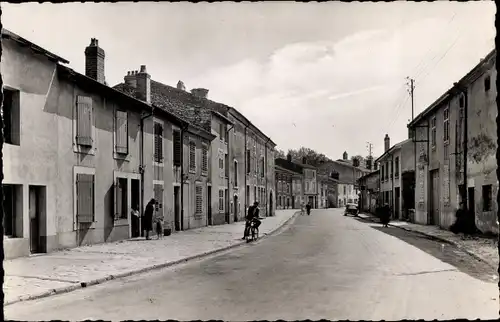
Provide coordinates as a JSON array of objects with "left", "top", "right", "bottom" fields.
[{"left": 246, "top": 220, "right": 260, "bottom": 243}]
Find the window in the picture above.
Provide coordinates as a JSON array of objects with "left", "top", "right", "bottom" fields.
[
  {"left": 219, "top": 123, "right": 226, "bottom": 142},
  {"left": 390, "top": 161, "right": 394, "bottom": 179},
  {"left": 76, "top": 173, "right": 95, "bottom": 223},
  {"left": 246, "top": 149, "right": 251, "bottom": 174},
  {"left": 254, "top": 186, "right": 257, "bottom": 203},
  {"left": 246, "top": 185, "right": 250, "bottom": 205},
  {"left": 154, "top": 122, "right": 163, "bottom": 163},
  {"left": 381, "top": 164, "right": 385, "bottom": 182},
  {"left": 201, "top": 144, "right": 208, "bottom": 173},
  {"left": 3, "top": 184, "right": 22, "bottom": 237},
  {"left": 443, "top": 107, "right": 450, "bottom": 143},
  {"left": 257, "top": 187, "right": 260, "bottom": 202},
  {"left": 218, "top": 189, "right": 224, "bottom": 212},
  {"left": 343, "top": 186, "right": 346, "bottom": 194},
  {"left": 76, "top": 95, "right": 93, "bottom": 147},
  {"left": 279, "top": 196, "right": 282, "bottom": 206},
  {"left": 234, "top": 161, "right": 238, "bottom": 187},
  {"left": 459, "top": 95, "right": 464, "bottom": 108},
  {"left": 219, "top": 156, "right": 224, "bottom": 169},
  {"left": 260, "top": 157, "right": 265, "bottom": 178},
  {"left": 306, "top": 181, "right": 310, "bottom": 191},
  {"left": 2, "top": 88, "right": 20, "bottom": 145},
  {"left": 189, "top": 141, "right": 196, "bottom": 171},
  {"left": 395, "top": 157, "right": 399, "bottom": 178},
  {"left": 114, "top": 177, "right": 128, "bottom": 220},
  {"left": 196, "top": 185, "right": 203, "bottom": 214},
  {"left": 484, "top": 75, "right": 491, "bottom": 92},
  {"left": 431, "top": 116, "right": 436, "bottom": 147},
  {"left": 482, "top": 185, "right": 492, "bottom": 211},
  {"left": 115, "top": 110, "right": 128, "bottom": 154},
  {"left": 173, "top": 130, "right": 182, "bottom": 166},
  {"left": 225, "top": 153, "right": 229, "bottom": 177}
]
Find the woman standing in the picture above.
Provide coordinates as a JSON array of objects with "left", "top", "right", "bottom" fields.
[{"left": 143, "top": 198, "right": 156, "bottom": 240}]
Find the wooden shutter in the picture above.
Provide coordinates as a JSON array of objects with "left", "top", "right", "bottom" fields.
[
  {"left": 154, "top": 123, "right": 163, "bottom": 163},
  {"left": 202, "top": 145, "right": 208, "bottom": 172},
  {"left": 246, "top": 150, "right": 251, "bottom": 174},
  {"left": 225, "top": 153, "right": 229, "bottom": 177},
  {"left": 173, "top": 130, "right": 182, "bottom": 166},
  {"left": 195, "top": 185, "right": 203, "bottom": 214},
  {"left": 234, "top": 161, "right": 238, "bottom": 186},
  {"left": 189, "top": 142, "right": 196, "bottom": 170},
  {"left": 115, "top": 110, "right": 128, "bottom": 154},
  {"left": 76, "top": 96, "right": 93, "bottom": 146},
  {"left": 76, "top": 173, "right": 94, "bottom": 223}
]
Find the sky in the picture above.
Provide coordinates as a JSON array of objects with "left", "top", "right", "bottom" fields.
[{"left": 2, "top": 2, "right": 496, "bottom": 160}]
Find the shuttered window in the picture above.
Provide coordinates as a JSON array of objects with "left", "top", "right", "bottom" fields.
[
  {"left": 201, "top": 144, "right": 208, "bottom": 173},
  {"left": 218, "top": 189, "right": 224, "bottom": 211},
  {"left": 76, "top": 173, "right": 95, "bottom": 223},
  {"left": 195, "top": 185, "right": 203, "bottom": 214},
  {"left": 260, "top": 158, "right": 265, "bottom": 178},
  {"left": 173, "top": 130, "right": 182, "bottom": 166},
  {"left": 189, "top": 141, "right": 196, "bottom": 171},
  {"left": 76, "top": 96, "right": 93, "bottom": 147},
  {"left": 225, "top": 153, "right": 229, "bottom": 177},
  {"left": 246, "top": 149, "right": 251, "bottom": 174},
  {"left": 115, "top": 110, "right": 128, "bottom": 154},
  {"left": 234, "top": 161, "right": 238, "bottom": 187},
  {"left": 154, "top": 123, "right": 163, "bottom": 163}
]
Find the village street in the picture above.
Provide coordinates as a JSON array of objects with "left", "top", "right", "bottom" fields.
[{"left": 5, "top": 208, "right": 498, "bottom": 321}]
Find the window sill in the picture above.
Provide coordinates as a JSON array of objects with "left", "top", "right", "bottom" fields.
[
  {"left": 114, "top": 218, "right": 129, "bottom": 226},
  {"left": 114, "top": 152, "right": 130, "bottom": 162},
  {"left": 201, "top": 171, "right": 208, "bottom": 177},
  {"left": 4, "top": 142, "right": 20, "bottom": 147},
  {"left": 153, "top": 161, "right": 164, "bottom": 167},
  {"left": 73, "top": 144, "right": 96, "bottom": 156},
  {"left": 4, "top": 235, "right": 23, "bottom": 240},
  {"left": 189, "top": 169, "right": 196, "bottom": 174},
  {"left": 75, "top": 221, "right": 97, "bottom": 230}
]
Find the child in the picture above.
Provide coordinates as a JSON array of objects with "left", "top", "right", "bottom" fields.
[{"left": 155, "top": 218, "right": 163, "bottom": 240}]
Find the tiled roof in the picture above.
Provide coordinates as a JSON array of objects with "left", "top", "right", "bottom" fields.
[{"left": 113, "top": 81, "right": 213, "bottom": 132}]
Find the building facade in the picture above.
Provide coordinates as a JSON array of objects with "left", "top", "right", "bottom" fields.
[
  {"left": 408, "top": 49, "right": 497, "bottom": 234},
  {"left": 275, "top": 166, "right": 294, "bottom": 209},
  {"left": 375, "top": 135, "right": 415, "bottom": 220},
  {"left": 358, "top": 170, "right": 380, "bottom": 214},
  {"left": 2, "top": 31, "right": 215, "bottom": 259}
]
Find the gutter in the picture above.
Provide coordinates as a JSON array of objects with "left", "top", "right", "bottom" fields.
[{"left": 140, "top": 106, "right": 155, "bottom": 235}]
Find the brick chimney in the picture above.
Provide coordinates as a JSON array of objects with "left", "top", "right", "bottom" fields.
[
  {"left": 384, "top": 134, "right": 390, "bottom": 152},
  {"left": 287, "top": 153, "right": 292, "bottom": 162},
  {"left": 191, "top": 88, "right": 209, "bottom": 99},
  {"left": 136, "top": 65, "right": 151, "bottom": 104},
  {"left": 85, "top": 38, "right": 105, "bottom": 84},
  {"left": 342, "top": 151, "right": 348, "bottom": 160},
  {"left": 124, "top": 70, "right": 138, "bottom": 88},
  {"left": 177, "top": 80, "right": 186, "bottom": 91}
]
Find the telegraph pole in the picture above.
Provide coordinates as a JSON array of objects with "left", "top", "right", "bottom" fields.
[
  {"left": 406, "top": 77, "right": 415, "bottom": 121},
  {"left": 407, "top": 77, "right": 416, "bottom": 222}
]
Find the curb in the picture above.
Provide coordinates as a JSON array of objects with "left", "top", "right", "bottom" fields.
[
  {"left": 357, "top": 214, "right": 496, "bottom": 269},
  {"left": 4, "top": 211, "right": 301, "bottom": 307}
]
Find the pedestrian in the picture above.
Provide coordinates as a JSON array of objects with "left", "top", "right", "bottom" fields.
[
  {"left": 380, "top": 203, "right": 391, "bottom": 227},
  {"left": 143, "top": 198, "right": 155, "bottom": 240},
  {"left": 306, "top": 202, "right": 312, "bottom": 215},
  {"left": 450, "top": 201, "right": 466, "bottom": 234},
  {"left": 131, "top": 204, "right": 140, "bottom": 238}
]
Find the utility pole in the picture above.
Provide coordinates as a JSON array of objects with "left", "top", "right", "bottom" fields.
[
  {"left": 366, "top": 142, "right": 373, "bottom": 158},
  {"left": 407, "top": 77, "right": 415, "bottom": 121},
  {"left": 406, "top": 77, "right": 416, "bottom": 222}
]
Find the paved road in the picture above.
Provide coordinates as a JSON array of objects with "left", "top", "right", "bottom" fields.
[{"left": 5, "top": 209, "right": 498, "bottom": 321}]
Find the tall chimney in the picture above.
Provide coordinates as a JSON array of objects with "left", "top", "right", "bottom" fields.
[
  {"left": 124, "top": 71, "right": 137, "bottom": 88},
  {"left": 85, "top": 38, "right": 105, "bottom": 84},
  {"left": 384, "top": 134, "right": 390, "bottom": 152},
  {"left": 302, "top": 157, "right": 307, "bottom": 164},
  {"left": 287, "top": 154, "right": 292, "bottom": 162},
  {"left": 343, "top": 151, "right": 348, "bottom": 160},
  {"left": 177, "top": 80, "right": 186, "bottom": 91},
  {"left": 136, "top": 65, "right": 151, "bottom": 104},
  {"left": 191, "top": 88, "right": 209, "bottom": 99}
]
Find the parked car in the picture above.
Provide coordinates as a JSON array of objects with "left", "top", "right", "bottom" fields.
[{"left": 344, "top": 203, "right": 359, "bottom": 216}]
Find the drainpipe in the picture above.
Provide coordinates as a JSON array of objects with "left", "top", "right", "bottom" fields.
[
  {"left": 264, "top": 137, "right": 271, "bottom": 216},
  {"left": 180, "top": 123, "right": 189, "bottom": 230},
  {"left": 226, "top": 124, "right": 234, "bottom": 222},
  {"left": 140, "top": 106, "right": 155, "bottom": 235},
  {"left": 244, "top": 124, "right": 249, "bottom": 213}
]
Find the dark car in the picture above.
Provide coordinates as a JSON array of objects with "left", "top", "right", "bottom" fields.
[{"left": 344, "top": 203, "right": 359, "bottom": 216}]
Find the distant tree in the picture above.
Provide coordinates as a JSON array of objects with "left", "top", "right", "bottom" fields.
[
  {"left": 287, "top": 147, "right": 332, "bottom": 167},
  {"left": 351, "top": 155, "right": 364, "bottom": 168},
  {"left": 275, "top": 149, "right": 286, "bottom": 159}
]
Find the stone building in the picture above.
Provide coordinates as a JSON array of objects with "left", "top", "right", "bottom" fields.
[
  {"left": 275, "top": 165, "right": 296, "bottom": 209},
  {"left": 375, "top": 135, "right": 415, "bottom": 220},
  {"left": 2, "top": 30, "right": 216, "bottom": 258},
  {"left": 407, "top": 49, "right": 497, "bottom": 234},
  {"left": 357, "top": 170, "right": 380, "bottom": 214}
]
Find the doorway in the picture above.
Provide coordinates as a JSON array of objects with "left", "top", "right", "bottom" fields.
[
  {"left": 233, "top": 195, "right": 238, "bottom": 222},
  {"left": 29, "top": 186, "right": 46, "bottom": 254},
  {"left": 131, "top": 179, "right": 140, "bottom": 238},
  {"left": 207, "top": 186, "right": 212, "bottom": 226},
  {"left": 468, "top": 186, "right": 475, "bottom": 221},
  {"left": 174, "top": 186, "right": 181, "bottom": 231},
  {"left": 394, "top": 187, "right": 401, "bottom": 220},
  {"left": 429, "top": 170, "right": 440, "bottom": 225},
  {"left": 269, "top": 191, "right": 273, "bottom": 216}
]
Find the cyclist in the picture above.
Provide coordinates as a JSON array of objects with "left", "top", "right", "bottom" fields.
[{"left": 242, "top": 201, "right": 262, "bottom": 239}]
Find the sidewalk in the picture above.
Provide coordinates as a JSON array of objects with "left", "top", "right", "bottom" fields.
[
  {"left": 358, "top": 213, "right": 498, "bottom": 269},
  {"left": 4, "top": 209, "right": 299, "bottom": 306}
]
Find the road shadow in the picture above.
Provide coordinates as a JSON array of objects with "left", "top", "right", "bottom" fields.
[{"left": 368, "top": 224, "right": 497, "bottom": 283}]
